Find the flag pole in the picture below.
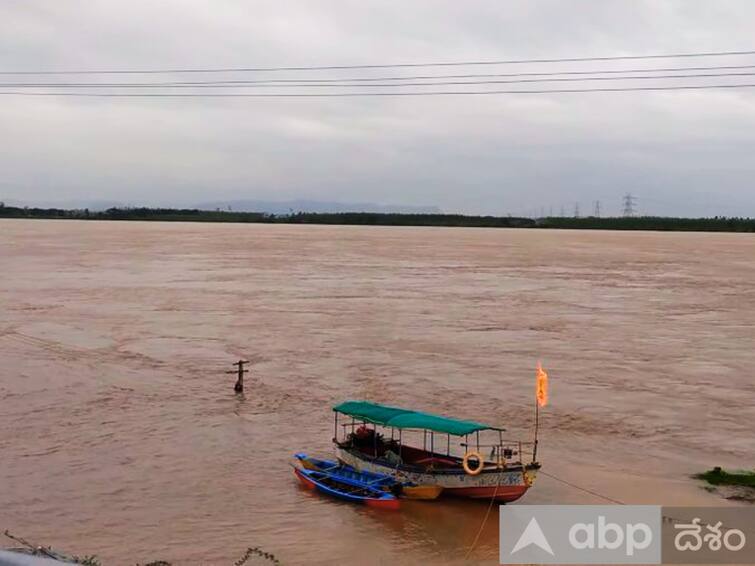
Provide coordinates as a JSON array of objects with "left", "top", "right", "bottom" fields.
[{"left": 533, "top": 392, "right": 539, "bottom": 463}]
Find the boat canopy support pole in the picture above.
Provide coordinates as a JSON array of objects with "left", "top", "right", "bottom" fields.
[{"left": 334, "top": 412, "right": 338, "bottom": 443}]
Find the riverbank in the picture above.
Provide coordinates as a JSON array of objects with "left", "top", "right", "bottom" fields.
[
  {"left": 695, "top": 467, "right": 755, "bottom": 503},
  {"left": 1, "top": 205, "right": 753, "bottom": 232}
]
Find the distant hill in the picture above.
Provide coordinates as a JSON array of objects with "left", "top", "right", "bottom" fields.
[
  {"left": 194, "top": 199, "right": 442, "bottom": 215},
  {"left": 1, "top": 198, "right": 125, "bottom": 211},
  {"left": 3, "top": 198, "right": 442, "bottom": 215}
]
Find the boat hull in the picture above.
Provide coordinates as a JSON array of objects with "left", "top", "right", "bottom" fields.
[
  {"left": 336, "top": 447, "right": 535, "bottom": 503},
  {"left": 295, "top": 452, "right": 395, "bottom": 487},
  {"left": 296, "top": 452, "right": 444, "bottom": 500},
  {"left": 293, "top": 466, "right": 400, "bottom": 510}
]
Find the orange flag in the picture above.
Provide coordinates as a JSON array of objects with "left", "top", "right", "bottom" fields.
[{"left": 536, "top": 361, "right": 548, "bottom": 407}]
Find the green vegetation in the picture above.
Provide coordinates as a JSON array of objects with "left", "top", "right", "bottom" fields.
[
  {"left": 538, "top": 216, "right": 755, "bottom": 232},
  {"left": 1, "top": 204, "right": 754, "bottom": 232},
  {"left": 0, "top": 205, "right": 268, "bottom": 223},
  {"left": 694, "top": 467, "right": 755, "bottom": 487},
  {"left": 0, "top": 205, "right": 534, "bottom": 228}
]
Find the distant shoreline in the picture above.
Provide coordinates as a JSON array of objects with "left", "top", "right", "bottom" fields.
[{"left": 1, "top": 205, "right": 753, "bottom": 232}]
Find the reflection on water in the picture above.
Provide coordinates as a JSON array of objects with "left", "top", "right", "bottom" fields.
[{"left": 1, "top": 220, "right": 753, "bottom": 565}]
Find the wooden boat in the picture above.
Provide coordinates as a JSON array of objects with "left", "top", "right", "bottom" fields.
[
  {"left": 293, "top": 464, "right": 400, "bottom": 509},
  {"left": 332, "top": 401, "right": 541, "bottom": 503},
  {"left": 399, "top": 483, "right": 444, "bottom": 500},
  {"left": 295, "top": 452, "right": 443, "bottom": 500}
]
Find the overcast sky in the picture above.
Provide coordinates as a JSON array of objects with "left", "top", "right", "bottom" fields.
[{"left": 2, "top": 1, "right": 755, "bottom": 216}]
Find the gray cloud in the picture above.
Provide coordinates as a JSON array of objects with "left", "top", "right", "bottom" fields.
[{"left": 2, "top": 0, "right": 755, "bottom": 216}]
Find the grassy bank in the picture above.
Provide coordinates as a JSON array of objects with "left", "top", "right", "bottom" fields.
[
  {"left": 695, "top": 467, "right": 755, "bottom": 487},
  {"left": 1, "top": 205, "right": 754, "bottom": 232}
]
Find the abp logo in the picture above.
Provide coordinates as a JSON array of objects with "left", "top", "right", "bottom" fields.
[{"left": 500, "top": 505, "right": 661, "bottom": 564}]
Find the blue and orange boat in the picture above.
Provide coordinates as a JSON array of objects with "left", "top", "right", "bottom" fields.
[
  {"left": 295, "top": 452, "right": 444, "bottom": 501},
  {"left": 292, "top": 455, "right": 401, "bottom": 510}
]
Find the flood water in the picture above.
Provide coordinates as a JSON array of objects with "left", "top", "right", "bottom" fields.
[{"left": 1, "top": 219, "right": 753, "bottom": 565}]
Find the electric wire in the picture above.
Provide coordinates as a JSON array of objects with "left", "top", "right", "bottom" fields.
[
  {"left": 2, "top": 49, "right": 755, "bottom": 75},
  {"left": 2, "top": 83, "right": 755, "bottom": 97},
  {"left": 3, "top": 70, "right": 755, "bottom": 89},
  {"left": 3, "top": 63, "right": 755, "bottom": 86}
]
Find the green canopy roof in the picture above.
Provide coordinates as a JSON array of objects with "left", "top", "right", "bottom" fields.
[{"left": 333, "top": 400, "right": 498, "bottom": 436}]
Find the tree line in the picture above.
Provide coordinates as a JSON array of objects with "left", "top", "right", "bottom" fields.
[{"left": 0, "top": 204, "right": 753, "bottom": 232}]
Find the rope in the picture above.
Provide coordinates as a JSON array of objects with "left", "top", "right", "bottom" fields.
[
  {"left": 464, "top": 467, "right": 504, "bottom": 559},
  {"left": 461, "top": 466, "right": 733, "bottom": 562},
  {"left": 538, "top": 470, "right": 731, "bottom": 530},
  {"left": 3, "top": 530, "right": 70, "bottom": 561},
  {"left": 538, "top": 470, "right": 626, "bottom": 505},
  {"left": 464, "top": 466, "right": 626, "bottom": 559}
]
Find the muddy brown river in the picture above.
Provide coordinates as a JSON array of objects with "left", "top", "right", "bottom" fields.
[{"left": 1, "top": 219, "right": 753, "bottom": 565}]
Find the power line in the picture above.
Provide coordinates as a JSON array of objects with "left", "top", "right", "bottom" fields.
[
  {"left": 5, "top": 70, "right": 755, "bottom": 89},
  {"left": 2, "top": 49, "right": 755, "bottom": 75},
  {"left": 3, "top": 83, "right": 755, "bottom": 97},
  {"left": 3, "top": 63, "right": 755, "bottom": 85}
]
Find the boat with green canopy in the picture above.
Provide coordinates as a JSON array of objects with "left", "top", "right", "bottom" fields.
[{"left": 332, "top": 400, "right": 540, "bottom": 502}]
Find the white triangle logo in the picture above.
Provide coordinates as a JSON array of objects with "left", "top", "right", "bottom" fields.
[{"left": 511, "top": 517, "right": 555, "bottom": 556}]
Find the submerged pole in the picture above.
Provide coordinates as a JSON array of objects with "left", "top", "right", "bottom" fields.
[{"left": 227, "top": 359, "right": 250, "bottom": 393}]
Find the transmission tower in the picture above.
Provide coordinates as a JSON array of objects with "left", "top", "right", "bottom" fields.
[
  {"left": 622, "top": 193, "right": 638, "bottom": 217},
  {"left": 574, "top": 202, "right": 580, "bottom": 218},
  {"left": 593, "top": 200, "right": 602, "bottom": 217}
]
